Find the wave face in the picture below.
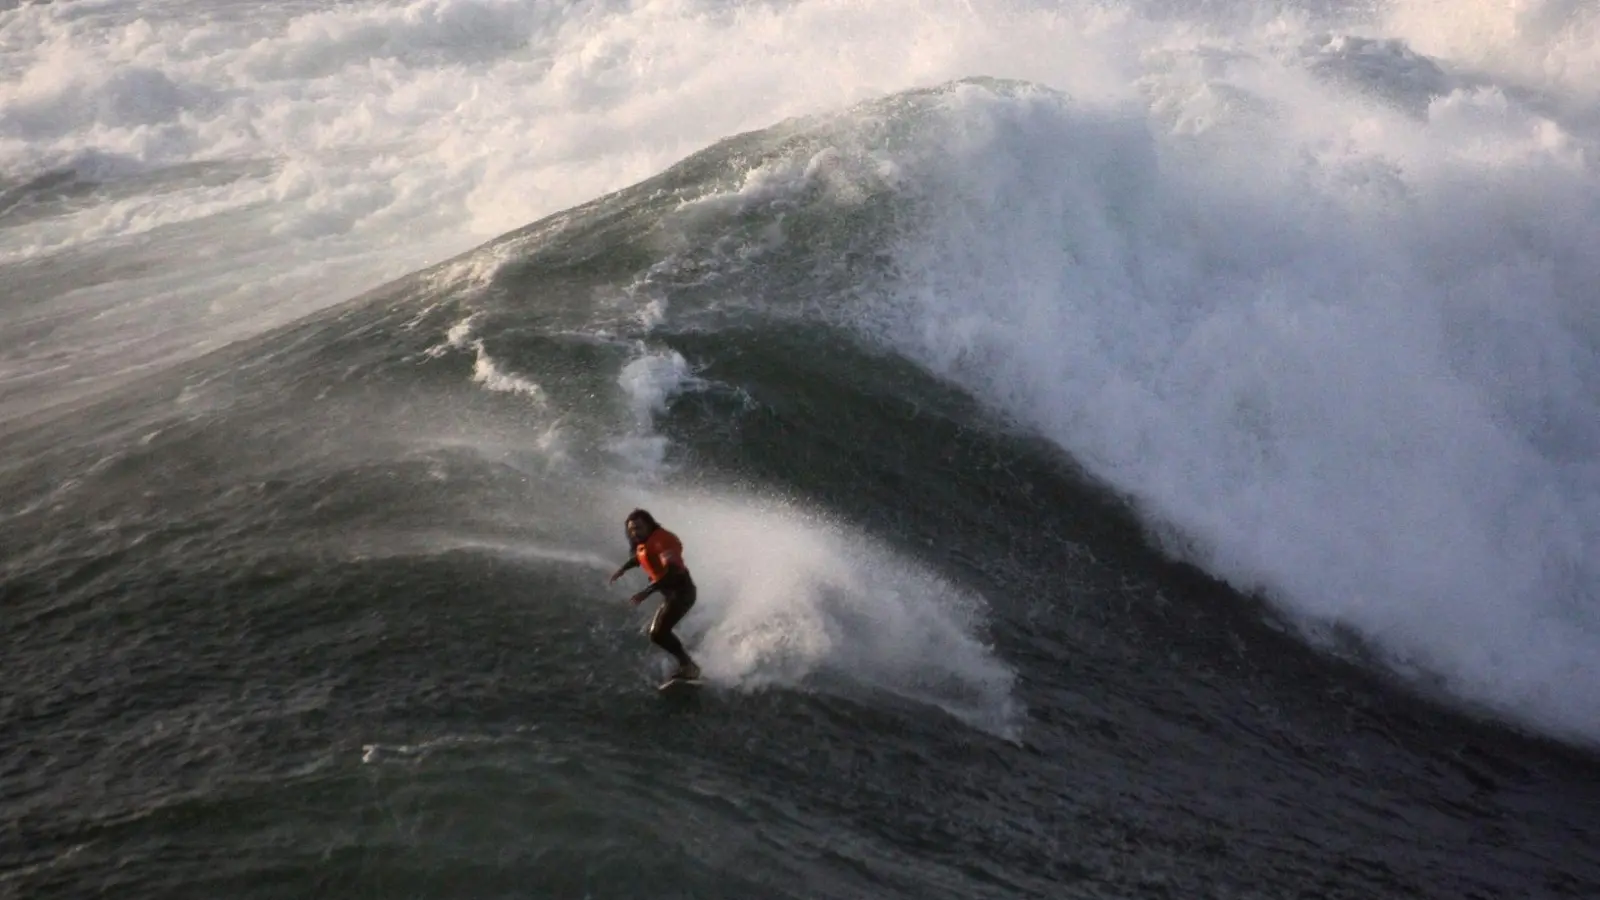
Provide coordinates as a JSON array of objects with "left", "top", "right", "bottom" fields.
[
  {"left": 788, "top": 78, "right": 1600, "bottom": 741},
  {"left": 4, "top": 0, "right": 1600, "bottom": 898},
  {"left": 488, "top": 69, "right": 1597, "bottom": 743}
]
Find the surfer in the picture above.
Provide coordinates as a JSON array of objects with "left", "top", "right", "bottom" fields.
[{"left": 610, "top": 509, "right": 701, "bottom": 681}]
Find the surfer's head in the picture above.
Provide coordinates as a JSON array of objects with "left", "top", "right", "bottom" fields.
[{"left": 625, "top": 509, "right": 658, "bottom": 544}]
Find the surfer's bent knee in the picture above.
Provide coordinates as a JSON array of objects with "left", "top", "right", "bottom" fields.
[{"left": 649, "top": 586, "right": 695, "bottom": 639}]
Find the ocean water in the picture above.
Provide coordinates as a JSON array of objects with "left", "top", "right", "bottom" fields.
[{"left": 3, "top": 0, "right": 1598, "bottom": 897}]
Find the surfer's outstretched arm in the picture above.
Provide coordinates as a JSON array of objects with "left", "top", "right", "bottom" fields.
[
  {"left": 609, "top": 556, "right": 639, "bottom": 584},
  {"left": 629, "top": 564, "right": 689, "bottom": 605}
]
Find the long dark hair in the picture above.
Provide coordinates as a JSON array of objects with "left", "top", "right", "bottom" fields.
[{"left": 626, "top": 509, "right": 658, "bottom": 544}]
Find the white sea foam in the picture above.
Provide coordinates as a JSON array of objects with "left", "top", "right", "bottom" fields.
[
  {"left": 610, "top": 491, "right": 1021, "bottom": 739},
  {"left": 607, "top": 349, "right": 701, "bottom": 473},
  {"left": 469, "top": 346, "right": 544, "bottom": 401},
  {"left": 807, "top": 74, "right": 1598, "bottom": 743}
]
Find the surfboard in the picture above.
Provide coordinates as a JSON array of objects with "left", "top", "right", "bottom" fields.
[{"left": 658, "top": 676, "right": 704, "bottom": 693}]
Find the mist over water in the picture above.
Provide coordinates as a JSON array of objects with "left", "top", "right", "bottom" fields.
[{"left": 4, "top": 0, "right": 1599, "bottom": 744}]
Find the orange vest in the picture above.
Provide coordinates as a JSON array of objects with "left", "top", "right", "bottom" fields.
[{"left": 635, "top": 528, "right": 686, "bottom": 583}]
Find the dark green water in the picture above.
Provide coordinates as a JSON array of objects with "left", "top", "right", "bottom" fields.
[{"left": 5, "top": 79, "right": 1598, "bottom": 900}]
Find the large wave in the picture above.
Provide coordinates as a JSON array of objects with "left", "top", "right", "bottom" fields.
[
  {"left": 4, "top": 0, "right": 1598, "bottom": 743},
  {"left": 634, "top": 70, "right": 1599, "bottom": 741}
]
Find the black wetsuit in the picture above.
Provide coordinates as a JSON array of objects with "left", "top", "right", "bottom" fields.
[{"left": 646, "top": 569, "right": 696, "bottom": 666}]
